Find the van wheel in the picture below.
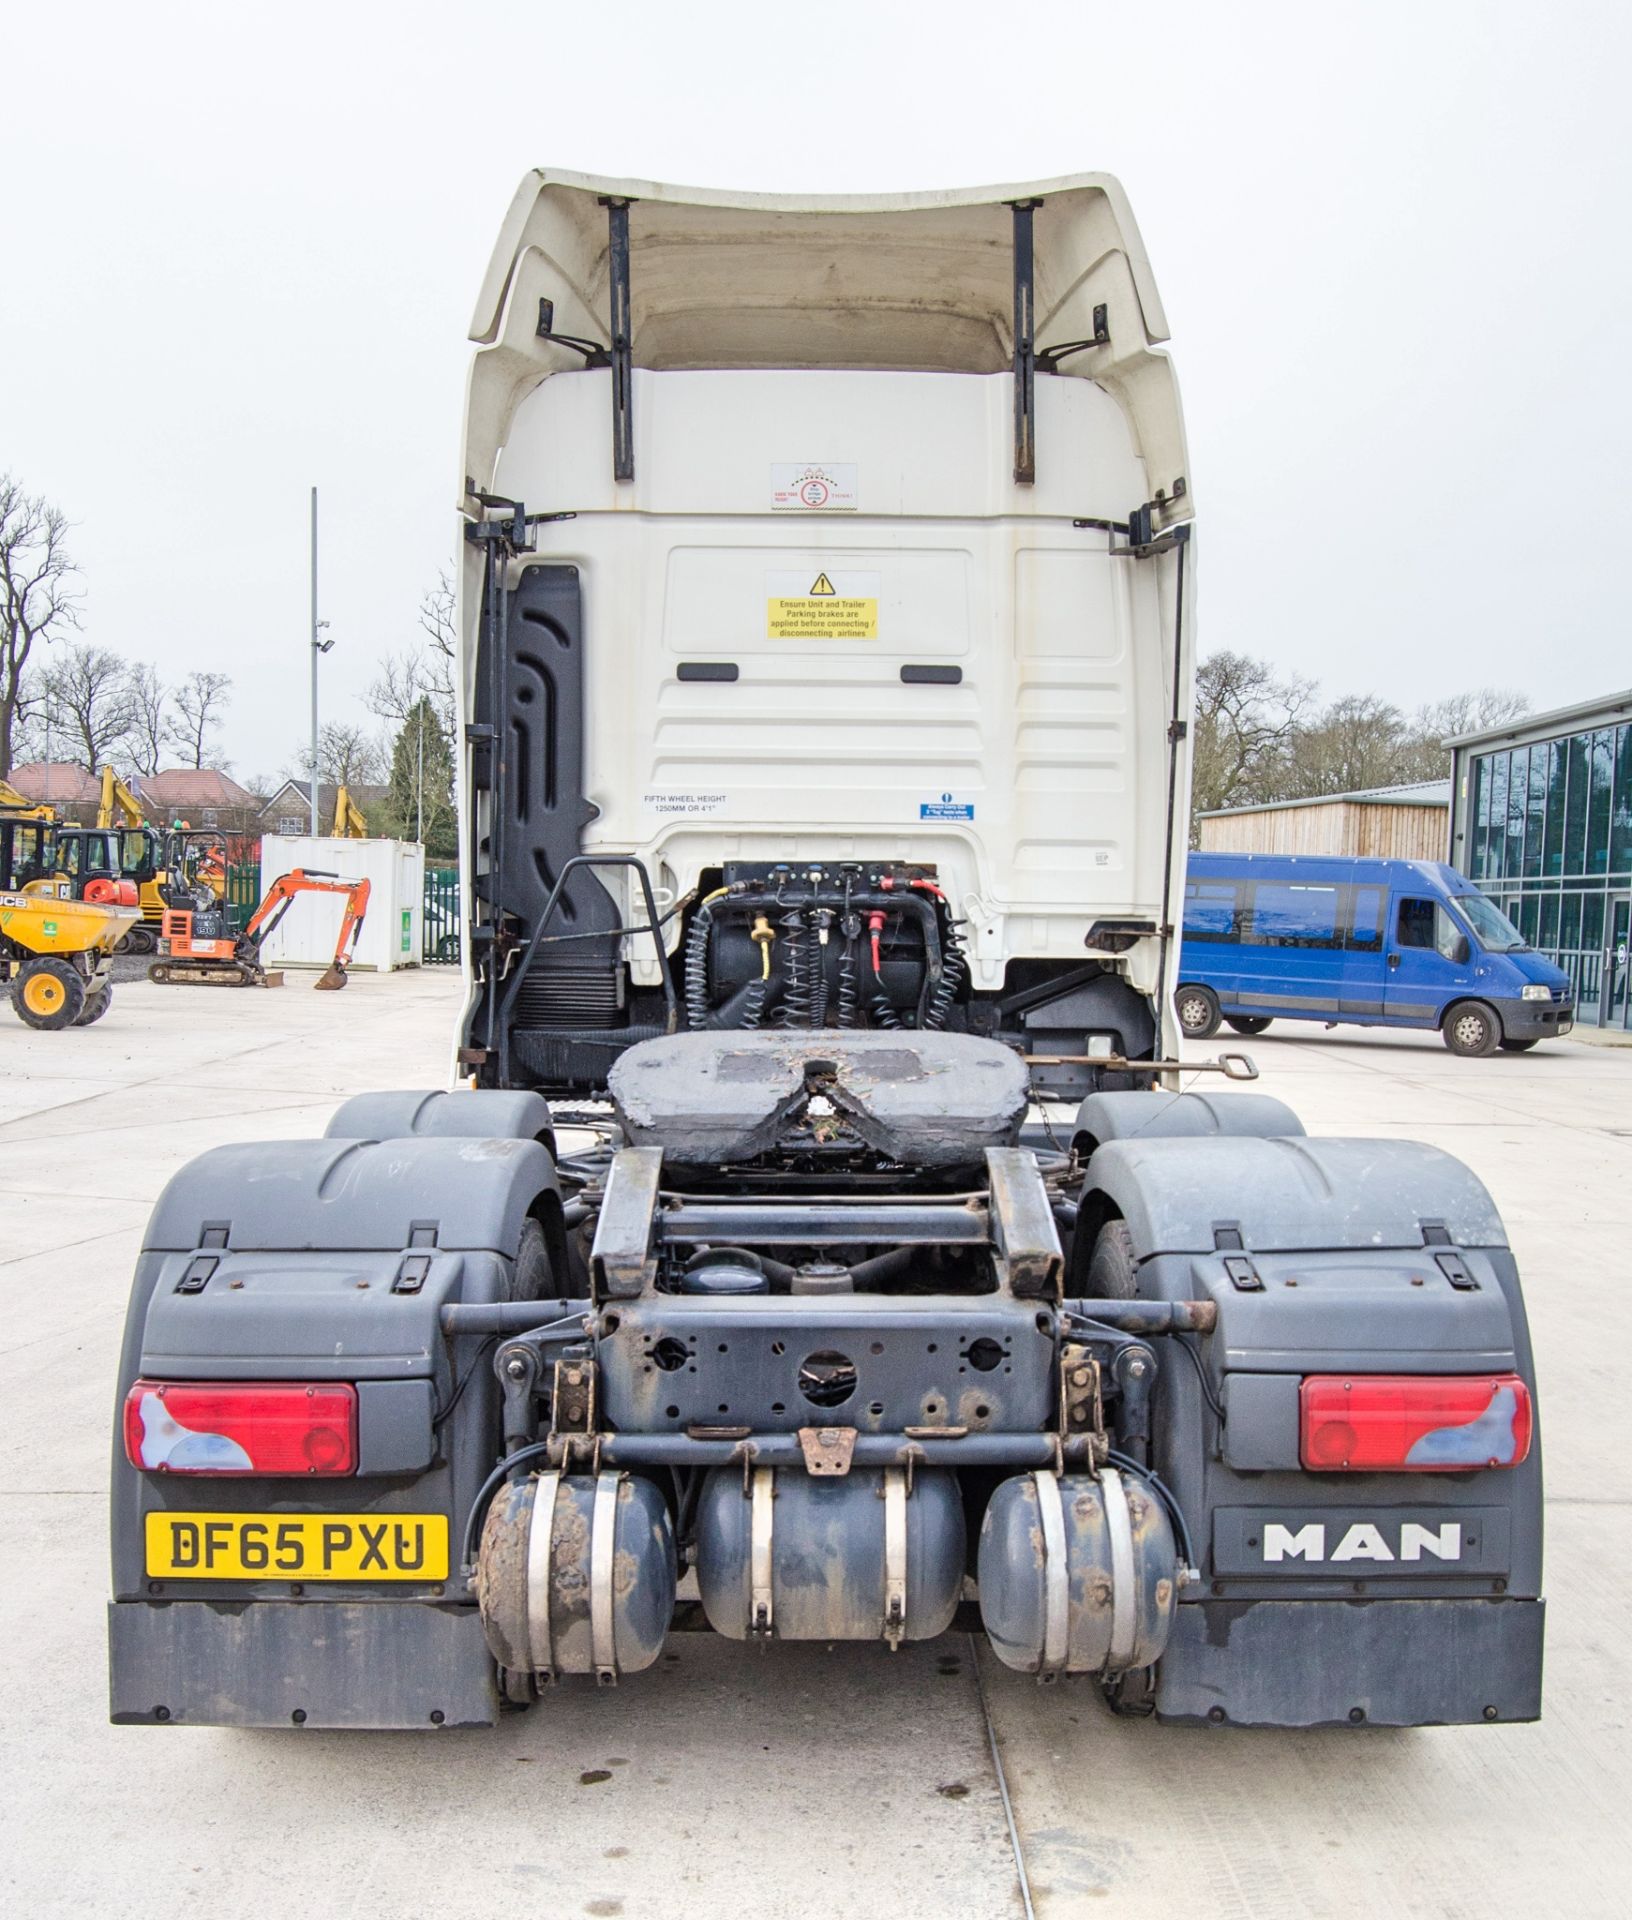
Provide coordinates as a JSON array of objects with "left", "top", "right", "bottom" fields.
[
  {"left": 1499, "top": 1037, "right": 1539, "bottom": 1053},
  {"left": 1443, "top": 1001, "right": 1501, "bottom": 1057},
  {"left": 1085, "top": 1220, "right": 1139, "bottom": 1301},
  {"left": 1225, "top": 1016, "right": 1271, "bottom": 1035},
  {"left": 1174, "top": 984, "right": 1221, "bottom": 1039}
]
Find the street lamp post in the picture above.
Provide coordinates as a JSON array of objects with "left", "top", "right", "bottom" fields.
[{"left": 308, "top": 486, "right": 334, "bottom": 835}]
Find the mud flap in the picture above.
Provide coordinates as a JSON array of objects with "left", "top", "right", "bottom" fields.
[
  {"left": 1155, "top": 1596, "right": 1544, "bottom": 1727},
  {"left": 109, "top": 1600, "right": 497, "bottom": 1729}
]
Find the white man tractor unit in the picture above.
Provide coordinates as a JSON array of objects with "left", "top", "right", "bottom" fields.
[{"left": 109, "top": 173, "right": 1543, "bottom": 1732}]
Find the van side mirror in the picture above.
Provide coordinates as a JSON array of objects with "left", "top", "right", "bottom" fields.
[{"left": 1450, "top": 935, "right": 1470, "bottom": 966}]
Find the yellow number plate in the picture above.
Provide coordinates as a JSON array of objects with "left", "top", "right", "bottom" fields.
[{"left": 145, "top": 1512, "right": 449, "bottom": 1581}]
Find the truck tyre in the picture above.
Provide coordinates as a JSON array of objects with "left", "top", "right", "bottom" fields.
[
  {"left": 1225, "top": 1015, "right": 1271, "bottom": 1035},
  {"left": 13, "top": 957, "right": 86, "bottom": 1031},
  {"left": 1443, "top": 1000, "right": 1501, "bottom": 1057},
  {"left": 1084, "top": 1219, "right": 1139, "bottom": 1300},
  {"left": 73, "top": 983, "right": 113, "bottom": 1027},
  {"left": 1173, "top": 984, "right": 1221, "bottom": 1040},
  {"left": 512, "top": 1216, "right": 553, "bottom": 1300}
]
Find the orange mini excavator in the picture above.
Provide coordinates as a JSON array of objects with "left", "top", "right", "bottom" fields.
[{"left": 150, "top": 869, "right": 371, "bottom": 990}]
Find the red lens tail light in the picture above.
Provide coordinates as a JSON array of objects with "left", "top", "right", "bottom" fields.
[
  {"left": 123, "top": 1381, "right": 357, "bottom": 1476},
  {"left": 1300, "top": 1373, "right": 1532, "bottom": 1472}
]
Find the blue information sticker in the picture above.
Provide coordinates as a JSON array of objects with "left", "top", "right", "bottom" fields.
[{"left": 920, "top": 795, "right": 975, "bottom": 820}]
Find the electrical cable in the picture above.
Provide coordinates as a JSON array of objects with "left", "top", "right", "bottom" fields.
[{"left": 1104, "top": 1448, "right": 1196, "bottom": 1573}]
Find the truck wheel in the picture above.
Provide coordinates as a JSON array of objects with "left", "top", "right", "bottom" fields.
[
  {"left": 13, "top": 958, "right": 86, "bottom": 1031},
  {"left": 1174, "top": 984, "right": 1221, "bottom": 1040},
  {"left": 1499, "top": 1037, "right": 1539, "bottom": 1053},
  {"left": 1443, "top": 1001, "right": 1500, "bottom": 1058},
  {"left": 1225, "top": 1015, "right": 1271, "bottom": 1035},
  {"left": 513, "top": 1216, "right": 553, "bottom": 1301},
  {"left": 73, "top": 983, "right": 113, "bottom": 1027},
  {"left": 1084, "top": 1219, "right": 1139, "bottom": 1301}
]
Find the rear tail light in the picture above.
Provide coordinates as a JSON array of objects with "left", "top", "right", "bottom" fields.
[
  {"left": 123, "top": 1381, "right": 357, "bottom": 1476},
  {"left": 1300, "top": 1373, "right": 1532, "bottom": 1472}
]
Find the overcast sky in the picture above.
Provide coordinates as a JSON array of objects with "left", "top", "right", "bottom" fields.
[{"left": 4, "top": 0, "right": 1628, "bottom": 780}]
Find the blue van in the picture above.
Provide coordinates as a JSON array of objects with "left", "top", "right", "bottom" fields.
[{"left": 1178, "top": 853, "right": 1574, "bottom": 1055}]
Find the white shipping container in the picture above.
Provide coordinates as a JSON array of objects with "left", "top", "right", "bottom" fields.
[{"left": 257, "top": 836, "right": 425, "bottom": 973}]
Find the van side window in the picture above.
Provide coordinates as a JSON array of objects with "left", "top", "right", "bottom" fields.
[
  {"left": 1397, "top": 897, "right": 1464, "bottom": 961},
  {"left": 1396, "top": 897, "right": 1436, "bottom": 949},
  {"left": 1183, "top": 882, "right": 1239, "bottom": 942},
  {"left": 1246, "top": 883, "right": 1340, "bottom": 949},
  {"left": 1348, "top": 886, "right": 1384, "bottom": 952}
]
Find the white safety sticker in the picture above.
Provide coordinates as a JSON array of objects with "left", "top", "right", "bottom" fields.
[
  {"left": 643, "top": 792, "right": 728, "bottom": 817},
  {"left": 766, "top": 569, "right": 879, "bottom": 639},
  {"left": 920, "top": 793, "right": 975, "bottom": 821},
  {"left": 770, "top": 463, "right": 858, "bottom": 511}
]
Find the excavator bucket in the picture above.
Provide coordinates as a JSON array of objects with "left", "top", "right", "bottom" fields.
[{"left": 314, "top": 963, "right": 349, "bottom": 991}]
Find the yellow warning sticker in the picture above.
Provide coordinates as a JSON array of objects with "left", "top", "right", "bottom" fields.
[{"left": 766, "top": 569, "right": 879, "bottom": 639}]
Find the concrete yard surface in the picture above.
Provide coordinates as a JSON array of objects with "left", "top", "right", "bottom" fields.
[{"left": 2, "top": 974, "right": 1630, "bottom": 1918}]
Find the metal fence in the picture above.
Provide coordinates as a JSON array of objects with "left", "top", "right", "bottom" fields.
[
  {"left": 225, "top": 861, "right": 260, "bottom": 935},
  {"left": 423, "top": 867, "right": 461, "bottom": 965}
]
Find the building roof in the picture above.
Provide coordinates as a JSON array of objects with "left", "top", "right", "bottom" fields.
[
  {"left": 5, "top": 762, "right": 101, "bottom": 804},
  {"left": 1444, "top": 688, "right": 1632, "bottom": 752},
  {"left": 262, "top": 779, "right": 388, "bottom": 816},
  {"left": 1198, "top": 780, "right": 1451, "bottom": 820},
  {"left": 136, "top": 768, "right": 258, "bottom": 811}
]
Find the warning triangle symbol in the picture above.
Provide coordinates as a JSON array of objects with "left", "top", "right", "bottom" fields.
[{"left": 809, "top": 572, "right": 836, "bottom": 596}]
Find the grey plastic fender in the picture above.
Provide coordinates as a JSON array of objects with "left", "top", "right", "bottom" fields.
[
  {"left": 326, "top": 1087, "right": 556, "bottom": 1160},
  {"left": 142, "top": 1135, "right": 561, "bottom": 1254},
  {"left": 1072, "top": 1089, "right": 1305, "bottom": 1158},
  {"left": 1082, "top": 1133, "right": 1507, "bottom": 1256}
]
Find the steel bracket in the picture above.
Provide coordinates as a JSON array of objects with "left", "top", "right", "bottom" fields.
[{"left": 797, "top": 1426, "right": 857, "bottom": 1476}]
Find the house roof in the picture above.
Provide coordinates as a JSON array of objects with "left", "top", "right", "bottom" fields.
[
  {"left": 137, "top": 768, "right": 257, "bottom": 811},
  {"left": 1199, "top": 780, "right": 1452, "bottom": 820},
  {"left": 5, "top": 762, "right": 101, "bottom": 804},
  {"left": 262, "top": 780, "right": 388, "bottom": 816}
]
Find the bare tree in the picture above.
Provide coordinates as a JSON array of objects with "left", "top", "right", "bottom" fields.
[
  {"left": 287, "top": 721, "right": 388, "bottom": 791},
  {"left": 0, "top": 476, "right": 80, "bottom": 776},
  {"left": 125, "top": 663, "right": 169, "bottom": 776},
  {"left": 367, "top": 571, "right": 457, "bottom": 744},
  {"left": 1278, "top": 692, "right": 1412, "bottom": 799},
  {"left": 167, "top": 669, "right": 233, "bottom": 769},
  {"left": 1392, "top": 687, "right": 1534, "bottom": 783},
  {"left": 42, "top": 642, "right": 136, "bottom": 774},
  {"left": 1190, "top": 650, "right": 1317, "bottom": 824}
]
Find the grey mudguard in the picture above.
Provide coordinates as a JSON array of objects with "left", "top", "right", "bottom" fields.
[
  {"left": 1077, "top": 1130, "right": 1544, "bottom": 1725},
  {"left": 1084, "top": 1134, "right": 1506, "bottom": 1255},
  {"left": 1071, "top": 1089, "right": 1305, "bottom": 1155},
  {"left": 141, "top": 1135, "right": 559, "bottom": 1254},
  {"left": 326, "top": 1087, "right": 556, "bottom": 1158}
]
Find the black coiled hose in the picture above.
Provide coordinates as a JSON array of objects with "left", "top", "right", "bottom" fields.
[
  {"left": 774, "top": 908, "right": 810, "bottom": 1027},
  {"left": 837, "top": 919, "right": 860, "bottom": 1027},
  {"left": 922, "top": 916, "right": 969, "bottom": 1031},
  {"left": 683, "top": 899, "right": 716, "bottom": 1030}
]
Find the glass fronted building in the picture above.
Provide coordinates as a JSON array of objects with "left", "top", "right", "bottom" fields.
[{"left": 1447, "top": 690, "right": 1632, "bottom": 1030}]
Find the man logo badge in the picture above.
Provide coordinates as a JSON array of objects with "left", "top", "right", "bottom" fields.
[{"left": 1263, "top": 1521, "right": 1462, "bottom": 1563}]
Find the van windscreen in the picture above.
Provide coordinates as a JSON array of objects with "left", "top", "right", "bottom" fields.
[{"left": 1456, "top": 892, "right": 1529, "bottom": 953}]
